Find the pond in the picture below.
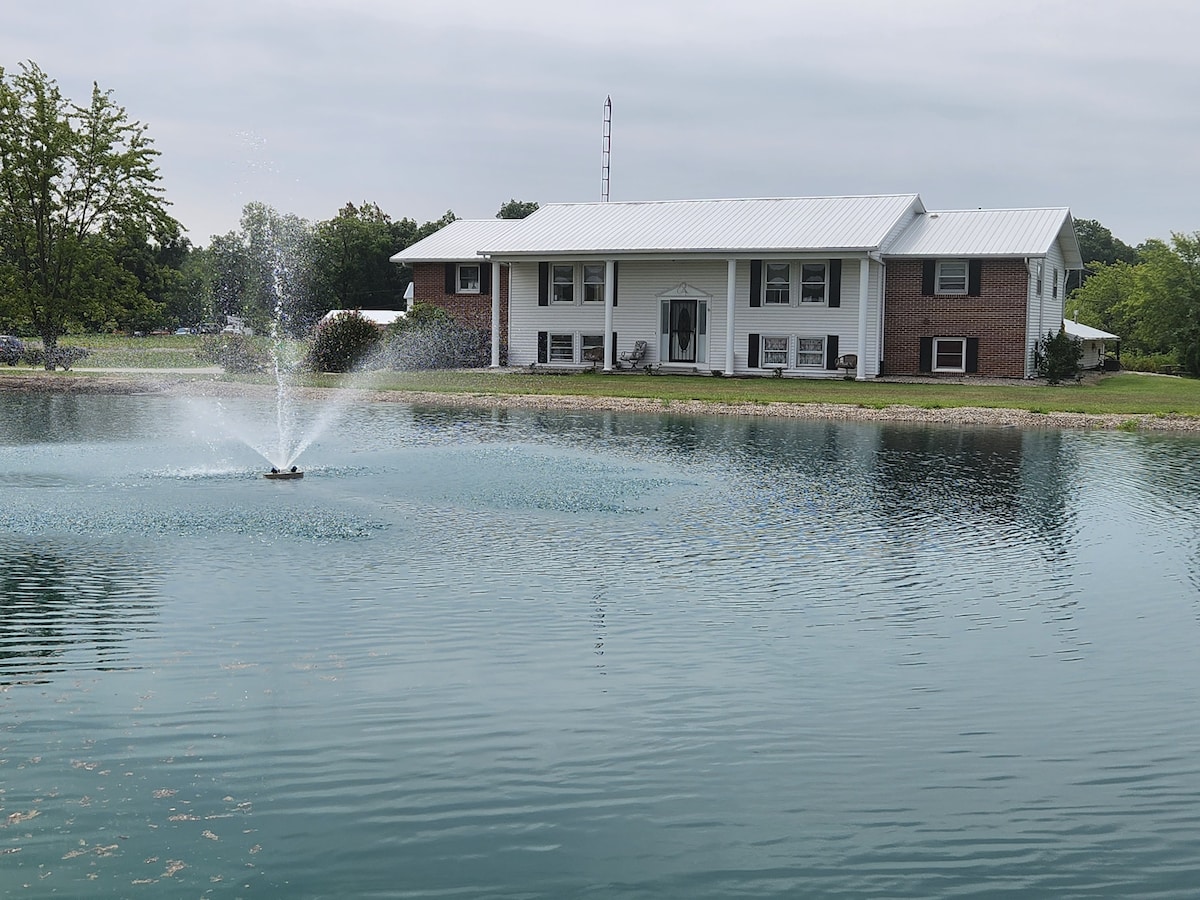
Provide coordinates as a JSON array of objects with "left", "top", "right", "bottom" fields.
[{"left": 2, "top": 392, "right": 1199, "bottom": 897}]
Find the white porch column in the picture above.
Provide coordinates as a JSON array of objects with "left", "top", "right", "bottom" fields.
[
  {"left": 490, "top": 260, "right": 502, "bottom": 368},
  {"left": 725, "top": 259, "right": 737, "bottom": 376},
  {"left": 603, "top": 259, "right": 615, "bottom": 372},
  {"left": 856, "top": 255, "right": 871, "bottom": 380}
]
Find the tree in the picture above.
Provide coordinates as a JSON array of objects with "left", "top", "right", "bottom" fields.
[
  {"left": 1068, "top": 218, "right": 1140, "bottom": 294},
  {"left": 308, "top": 202, "right": 411, "bottom": 329},
  {"left": 1071, "top": 233, "right": 1200, "bottom": 373},
  {"left": 0, "top": 62, "right": 174, "bottom": 364},
  {"left": 497, "top": 199, "right": 539, "bottom": 219}
]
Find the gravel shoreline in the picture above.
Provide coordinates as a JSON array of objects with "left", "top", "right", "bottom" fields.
[{"left": 2, "top": 371, "right": 1198, "bottom": 433}]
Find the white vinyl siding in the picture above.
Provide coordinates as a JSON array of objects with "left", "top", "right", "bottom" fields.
[{"left": 506, "top": 256, "right": 878, "bottom": 377}]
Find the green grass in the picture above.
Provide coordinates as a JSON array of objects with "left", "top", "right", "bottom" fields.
[
  {"left": 305, "top": 370, "right": 1200, "bottom": 418},
  {"left": 4, "top": 335, "right": 1199, "bottom": 418}
]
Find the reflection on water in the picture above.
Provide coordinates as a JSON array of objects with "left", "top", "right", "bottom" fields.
[
  {"left": 0, "top": 538, "right": 159, "bottom": 683},
  {"left": 2, "top": 394, "right": 1200, "bottom": 897}
]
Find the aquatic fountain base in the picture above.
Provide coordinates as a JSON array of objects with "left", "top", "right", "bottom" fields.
[{"left": 265, "top": 468, "right": 303, "bottom": 480}]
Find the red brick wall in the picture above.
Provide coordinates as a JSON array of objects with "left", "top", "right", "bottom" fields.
[
  {"left": 411, "top": 262, "right": 509, "bottom": 347},
  {"left": 883, "top": 259, "right": 1030, "bottom": 378}
]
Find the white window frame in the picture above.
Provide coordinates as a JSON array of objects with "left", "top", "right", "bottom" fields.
[
  {"left": 582, "top": 264, "right": 605, "bottom": 303},
  {"left": 581, "top": 333, "right": 604, "bottom": 363},
  {"left": 764, "top": 263, "right": 790, "bottom": 305},
  {"left": 799, "top": 262, "right": 828, "bottom": 304},
  {"left": 457, "top": 263, "right": 481, "bottom": 294},
  {"left": 760, "top": 335, "right": 789, "bottom": 368},
  {"left": 936, "top": 259, "right": 969, "bottom": 295},
  {"left": 551, "top": 264, "right": 574, "bottom": 304},
  {"left": 1052, "top": 267, "right": 1059, "bottom": 299},
  {"left": 932, "top": 337, "right": 967, "bottom": 373},
  {"left": 794, "top": 336, "right": 825, "bottom": 368},
  {"left": 1035, "top": 259, "right": 1044, "bottom": 297},
  {"left": 548, "top": 332, "right": 574, "bottom": 362}
]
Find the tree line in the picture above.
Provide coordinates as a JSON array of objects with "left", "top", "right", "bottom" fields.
[
  {"left": 0, "top": 62, "right": 537, "bottom": 365},
  {"left": 2, "top": 62, "right": 1197, "bottom": 374}
]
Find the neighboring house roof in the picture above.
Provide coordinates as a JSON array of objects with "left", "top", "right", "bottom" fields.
[
  {"left": 390, "top": 219, "right": 527, "bottom": 263},
  {"left": 320, "top": 309, "right": 407, "bottom": 326},
  {"left": 1063, "top": 319, "right": 1119, "bottom": 341},
  {"left": 473, "top": 194, "right": 925, "bottom": 256},
  {"left": 884, "top": 207, "right": 1084, "bottom": 268}
]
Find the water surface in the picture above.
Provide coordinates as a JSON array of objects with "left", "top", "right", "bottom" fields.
[{"left": 2, "top": 393, "right": 1199, "bottom": 897}]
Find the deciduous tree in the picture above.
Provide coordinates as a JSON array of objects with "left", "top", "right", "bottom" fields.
[{"left": 0, "top": 62, "right": 174, "bottom": 364}]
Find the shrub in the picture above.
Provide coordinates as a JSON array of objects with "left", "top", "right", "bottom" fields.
[
  {"left": 195, "top": 334, "right": 270, "bottom": 373},
  {"left": 1033, "top": 328, "right": 1083, "bottom": 384},
  {"left": 22, "top": 345, "right": 92, "bottom": 370},
  {"left": 305, "top": 310, "right": 382, "bottom": 373},
  {"left": 372, "top": 305, "right": 489, "bottom": 370}
]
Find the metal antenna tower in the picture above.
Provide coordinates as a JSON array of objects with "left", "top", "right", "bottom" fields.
[{"left": 601, "top": 96, "right": 611, "bottom": 202}]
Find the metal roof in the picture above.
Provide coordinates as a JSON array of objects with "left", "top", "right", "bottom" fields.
[
  {"left": 390, "top": 218, "right": 526, "bottom": 263},
  {"left": 1063, "top": 319, "right": 1119, "bottom": 341},
  {"left": 475, "top": 195, "right": 925, "bottom": 257},
  {"left": 883, "top": 207, "right": 1083, "bottom": 267}
]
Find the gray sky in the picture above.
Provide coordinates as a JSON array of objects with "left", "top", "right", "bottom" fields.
[{"left": 6, "top": 0, "right": 1195, "bottom": 247}]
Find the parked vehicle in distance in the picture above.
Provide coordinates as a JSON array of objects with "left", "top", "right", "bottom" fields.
[
  {"left": 174, "top": 327, "right": 193, "bottom": 335},
  {"left": 0, "top": 335, "right": 25, "bottom": 365}
]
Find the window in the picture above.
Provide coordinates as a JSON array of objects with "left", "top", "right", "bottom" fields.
[
  {"left": 760, "top": 335, "right": 789, "bottom": 367},
  {"left": 936, "top": 260, "right": 968, "bottom": 295},
  {"left": 552, "top": 265, "right": 574, "bottom": 303},
  {"left": 1052, "top": 267, "right": 1059, "bottom": 299},
  {"left": 933, "top": 337, "right": 966, "bottom": 373},
  {"left": 583, "top": 265, "right": 605, "bottom": 303},
  {"left": 549, "top": 333, "right": 574, "bottom": 362},
  {"left": 800, "top": 263, "right": 827, "bottom": 303},
  {"left": 795, "top": 336, "right": 825, "bottom": 368},
  {"left": 581, "top": 333, "right": 604, "bottom": 362},
  {"left": 764, "top": 263, "right": 790, "bottom": 304},
  {"left": 1036, "top": 259, "right": 1044, "bottom": 297},
  {"left": 457, "top": 263, "right": 480, "bottom": 294}
]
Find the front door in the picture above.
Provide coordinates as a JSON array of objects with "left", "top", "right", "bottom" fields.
[{"left": 668, "top": 299, "right": 697, "bottom": 363}]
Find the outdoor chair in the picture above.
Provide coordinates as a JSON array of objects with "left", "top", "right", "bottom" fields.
[{"left": 619, "top": 340, "right": 648, "bottom": 369}]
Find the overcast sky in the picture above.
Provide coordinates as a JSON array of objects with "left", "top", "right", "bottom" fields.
[{"left": 5, "top": 0, "right": 1196, "bottom": 247}]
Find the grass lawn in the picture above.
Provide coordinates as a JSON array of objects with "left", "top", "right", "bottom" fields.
[
  {"left": 330, "top": 370, "right": 1200, "bottom": 418},
  {"left": 5, "top": 335, "right": 1199, "bottom": 418}
]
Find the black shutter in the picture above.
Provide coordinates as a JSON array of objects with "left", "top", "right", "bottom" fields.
[
  {"left": 919, "top": 337, "right": 933, "bottom": 372},
  {"left": 479, "top": 263, "right": 491, "bottom": 294},
  {"left": 611, "top": 331, "right": 618, "bottom": 366},
  {"left": 921, "top": 261, "right": 936, "bottom": 296},
  {"left": 828, "top": 260, "right": 842, "bottom": 308},
  {"left": 968, "top": 260, "right": 982, "bottom": 297},
  {"left": 749, "top": 260, "right": 762, "bottom": 307},
  {"left": 444, "top": 263, "right": 457, "bottom": 294},
  {"left": 825, "top": 335, "right": 839, "bottom": 370},
  {"left": 537, "top": 331, "right": 548, "bottom": 364},
  {"left": 966, "top": 338, "right": 979, "bottom": 373},
  {"left": 538, "top": 262, "right": 549, "bottom": 306},
  {"left": 612, "top": 261, "right": 618, "bottom": 307},
  {"left": 748, "top": 333, "right": 760, "bottom": 368}
]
